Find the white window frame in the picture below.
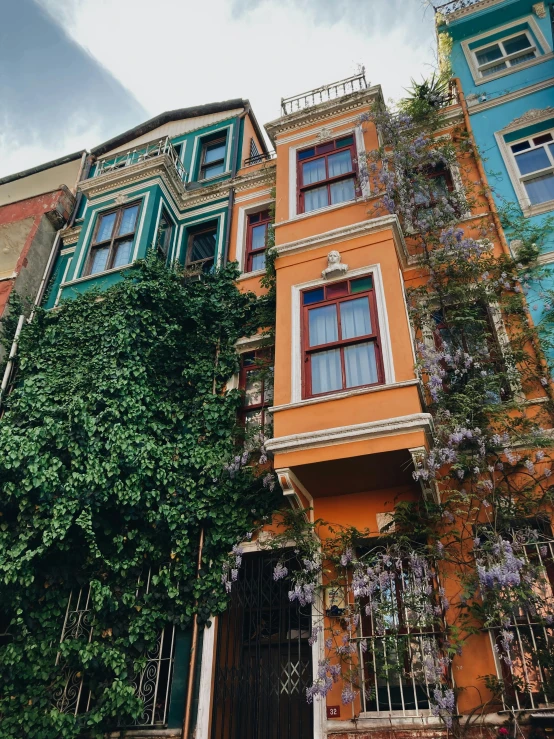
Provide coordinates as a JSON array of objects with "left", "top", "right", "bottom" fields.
[
  {"left": 474, "top": 29, "right": 538, "bottom": 77},
  {"left": 496, "top": 115, "right": 554, "bottom": 217},
  {"left": 288, "top": 125, "right": 370, "bottom": 221},
  {"left": 291, "top": 263, "right": 395, "bottom": 404},
  {"left": 461, "top": 17, "right": 551, "bottom": 85}
]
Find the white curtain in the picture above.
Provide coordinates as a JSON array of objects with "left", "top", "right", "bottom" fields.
[
  {"left": 90, "top": 247, "right": 109, "bottom": 274},
  {"left": 525, "top": 173, "right": 554, "bottom": 205},
  {"left": 309, "top": 305, "right": 338, "bottom": 346},
  {"left": 328, "top": 150, "right": 352, "bottom": 177},
  {"left": 302, "top": 158, "right": 326, "bottom": 185},
  {"left": 305, "top": 185, "right": 328, "bottom": 212},
  {"left": 113, "top": 240, "right": 132, "bottom": 269},
  {"left": 341, "top": 297, "right": 371, "bottom": 339},
  {"left": 330, "top": 178, "right": 355, "bottom": 205},
  {"left": 312, "top": 349, "right": 342, "bottom": 394},
  {"left": 118, "top": 205, "right": 139, "bottom": 236},
  {"left": 96, "top": 212, "right": 116, "bottom": 243},
  {"left": 345, "top": 342, "right": 378, "bottom": 387}
]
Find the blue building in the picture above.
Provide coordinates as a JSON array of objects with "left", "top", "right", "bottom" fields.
[{"left": 436, "top": 0, "right": 554, "bottom": 331}]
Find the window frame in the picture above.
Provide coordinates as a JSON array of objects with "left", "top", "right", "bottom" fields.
[
  {"left": 239, "top": 349, "right": 273, "bottom": 430},
  {"left": 296, "top": 136, "right": 358, "bottom": 215},
  {"left": 156, "top": 207, "right": 175, "bottom": 261},
  {"left": 473, "top": 29, "right": 538, "bottom": 78},
  {"left": 185, "top": 222, "right": 218, "bottom": 272},
  {"left": 245, "top": 210, "right": 271, "bottom": 273},
  {"left": 199, "top": 134, "right": 227, "bottom": 181},
  {"left": 85, "top": 201, "right": 141, "bottom": 277},
  {"left": 508, "top": 128, "right": 554, "bottom": 208},
  {"left": 301, "top": 276, "right": 384, "bottom": 399}
]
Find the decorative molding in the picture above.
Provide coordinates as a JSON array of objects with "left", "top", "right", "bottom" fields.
[
  {"left": 409, "top": 446, "right": 440, "bottom": 503},
  {"left": 275, "top": 468, "right": 313, "bottom": 521},
  {"left": 234, "top": 334, "right": 268, "bottom": 353},
  {"left": 442, "top": 0, "right": 513, "bottom": 24},
  {"left": 273, "top": 214, "right": 410, "bottom": 269},
  {"left": 503, "top": 107, "right": 554, "bottom": 133},
  {"left": 264, "top": 413, "right": 434, "bottom": 455},
  {"left": 533, "top": 2, "right": 546, "bottom": 17},
  {"left": 316, "top": 126, "right": 333, "bottom": 142},
  {"left": 113, "top": 193, "right": 128, "bottom": 205},
  {"left": 60, "top": 225, "right": 81, "bottom": 246},
  {"left": 322, "top": 250, "right": 348, "bottom": 279},
  {"left": 468, "top": 78, "right": 554, "bottom": 115},
  {"left": 265, "top": 86, "right": 382, "bottom": 144}
]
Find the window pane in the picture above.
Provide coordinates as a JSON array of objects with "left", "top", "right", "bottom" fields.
[
  {"left": 524, "top": 173, "right": 554, "bottom": 205},
  {"left": 336, "top": 135, "right": 354, "bottom": 149},
  {"left": 503, "top": 34, "right": 531, "bottom": 55},
  {"left": 311, "top": 349, "right": 342, "bottom": 394},
  {"left": 298, "top": 147, "right": 315, "bottom": 160},
  {"left": 304, "top": 185, "right": 329, "bottom": 212},
  {"left": 351, "top": 276, "right": 373, "bottom": 293},
  {"left": 482, "top": 61, "right": 507, "bottom": 76},
  {"left": 204, "top": 141, "right": 226, "bottom": 164},
  {"left": 302, "top": 158, "right": 326, "bottom": 185},
  {"left": 511, "top": 141, "right": 531, "bottom": 153},
  {"left": 89, "top": 246, "right": 109, "bottom": 275},
  {"left": 309, "top": 304, "right": 338, "bottom": 346},
  {"left": 328, "top": 150, "right": 352, "bottom": 178},
  {"left": 190, "top": 230, "right": 217, "bottom": 262},
  {"left": 96, "top": 212, "right": 116, "bottom": 243},
  {"left": 330, "top": 177, "right": 355, "bottom": 205},
  {"left": 245, "top": 409, "right": 263, "bottom": 428},
  {"left": 344, "top": 342, "right": 378, "bottom": 388},
  {"left": 113, "top": 240, "right": 133, "bottom": 268},
  {"left": 326, "top": 281, "right": 348, "bottom": 299},
  {"left": 202, "top": 162, "right": 225, "bottom": 179},
  {"left": 251, "top": 223, "right": 267, "bottom": 251},
  {"left": 264, "top": 367, "right": 274, "bottom": 402},
  {"left": 476, "top": 44, "right": 503, "bottom": 65},
  {"left": 119, "top": 205, "right": 139, "bottom": 235},
  {"left": 245, "top": 373, "right": 262, "bottom": 406},
  {"left": 534, "top": 133, "right": 553, "bottom": 145},
  {"left": 515, "top": 147, "right": 550, "bottom": 175},
  {"left": 340, "top": 297, "right": 372, "bottom": 339},
  {"left": 510, "top": 51, "right": 536, "bottom": 66},
  {"left": 251, "top": 251, "right": 266, "bottom": 271},
  {"left": 303, "top": 287, "right": 324, "bottom": 305}
]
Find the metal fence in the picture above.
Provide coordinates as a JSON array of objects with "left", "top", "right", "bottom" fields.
[
  {"left": 281, "top": 70, "right": 368, "bottom": 116},
  {"left": 433, "top": 0, "right": 484, "bottom": 14},
  {"left": 93, "top": 137, "right": 188, "bottom": 184}
]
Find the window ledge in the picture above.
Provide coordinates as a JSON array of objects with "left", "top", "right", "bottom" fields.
[
  {"left": 270, "top": 379, "right": 420, "bottom": 413},
  {"left": 62, "top": 263, "right": 132, "bottom": 288},
  {"left": 237, "top": 268, "right": 266, "bottom": 281},
  {"left": 196, "top": 170, "right": 231, "bottom": 184},
  {"left": 275, "top": 195, "right": 375, "bottom": 228},
  {"left": 523, "top": 199, "right": 554, "bottom": 218}
]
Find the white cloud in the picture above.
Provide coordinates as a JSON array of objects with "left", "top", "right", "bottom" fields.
[{"left": 37, "top": 0, "right": 437, "bottom": 131}]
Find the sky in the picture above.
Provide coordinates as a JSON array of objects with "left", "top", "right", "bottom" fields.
[{"left": 0, "top": 0, "right": 438, "bottom": 178}]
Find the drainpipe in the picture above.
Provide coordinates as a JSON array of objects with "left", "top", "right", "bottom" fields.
[
  {"left": 182, "top": 527, "right": 205, "bottom": 739},
  {"left": 0, "top": 152, "right": 90, "bottom": 409},
  {"left": 221, "top": 107, "right": 249, "bottom": 268}
]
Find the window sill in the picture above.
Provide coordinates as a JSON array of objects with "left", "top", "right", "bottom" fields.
[
  {"left": 270, "top": 379, "right": 420, "bottom": 413},
  {"left": 237, "top": 268, "right": 266, "bottom": 281},
  {"left": 522, "top": 199, "right": 554, "bottom": 218},
  {"left": 62, "top": 263, "right": 133, "bottom": 288},
  {"left": 196, "top": 170, "right": 231, "bottom": 185},
  {"left": 276, "top": 195, "right": 372, "bottom": 228}
]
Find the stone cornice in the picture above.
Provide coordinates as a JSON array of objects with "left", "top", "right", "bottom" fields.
[
  {"left": 264, "top": 86, "right": 383, "bottom": 145},
  {"left": 501, "top": 106, "right": 554, "bottom": 133},
  {"left": 60, "top": 224, "right": 81, "bottom": 246},
  {"left": 264, "top": 413, "right": 434, "bottom": 455},
  {"left": 78, "top": 155, "right": 186, "bottom": 203},
  {"left": 272, "top": 214, "right": 410, "bottom": 268}
]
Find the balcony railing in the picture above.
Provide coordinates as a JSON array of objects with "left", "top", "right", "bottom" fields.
[
  {"left": 242, "top": 151, "right": 275, "bottom": 168},
  {"left": 281, "top": 69, "right": 368, "bottom": 116},
  {"left": 433, "top": 0, "right": 484, "bottom": 15},
  {"left": 94, "top": 137, "right": 188, "bottom": 184}
]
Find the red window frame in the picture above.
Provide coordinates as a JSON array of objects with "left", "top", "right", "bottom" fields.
[
  {"left": 301, "top": 277, "right": 384, "bottom": 399},
  {"left": 240, "top": 350, "right": 273, "bottom": 428},
  {"left": 297, "top": 136, "right": 358, "bottom": 215},
  {"left": 245, "top": 210, "right": 270, "bottom": 273}
]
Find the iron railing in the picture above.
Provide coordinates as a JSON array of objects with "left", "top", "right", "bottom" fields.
[
  {"left": 488, "top": 538, "right": 554, "bottom": 711},
  {"left": 93, "top": 137, "right": 188, "bottom": 184},
  {"left": 242, "top": 151, "right": 275, "bottom": 168},
  {"left": 433, "top": 0, "right": 484, "bottom": 15},
  {"left": 54, "top": 570, "right": 178, "bottom": 726},
  {"left": 281, "top": 69, "right": 368, "bottom": 116}
]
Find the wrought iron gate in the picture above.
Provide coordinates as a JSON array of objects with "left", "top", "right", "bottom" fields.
[{"left": 211, "top": 551, "right": 313, "bottom": 739}]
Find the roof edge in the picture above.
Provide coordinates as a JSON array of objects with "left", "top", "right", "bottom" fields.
[{"left": 0, "top": 150, "right": 85, "bottom": 187}]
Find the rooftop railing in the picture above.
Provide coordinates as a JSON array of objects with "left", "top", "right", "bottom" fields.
[
  {"left": 281, "top": 69, "right": 368, "bottom": 116},
  {"left": 94, "top": 137, "right": 188, "bottom": 184},
  {"left": 433, "top": 0, "right": 484, "bottom": 15},
  {"left": 242, "top": 151, "right": 275, "bottom": 168}
]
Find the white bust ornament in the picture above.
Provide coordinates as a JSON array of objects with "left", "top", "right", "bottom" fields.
[{"left": 322, "top": 250, "right": 348, "bottom": 279}]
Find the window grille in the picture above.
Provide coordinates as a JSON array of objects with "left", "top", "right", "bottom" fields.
[
  {"left": 53, "top": 570, "right": 178, "bottom": 727},
  {"left": 488, "top": 538, "right": 554, "bottom": 710},
  {"left": 249, "top": 138, "right": 261, "bottom": 163},
  {"left": 353, "top": 552, "right": 449, "bottom": 716}
]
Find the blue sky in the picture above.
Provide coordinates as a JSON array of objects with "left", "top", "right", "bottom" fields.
[{"left": 0, "top": 0, "right": 437, "bottom": 177}]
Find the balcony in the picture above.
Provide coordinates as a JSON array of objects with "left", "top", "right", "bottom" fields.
[
  {"left": 242, "top": 151, "right": 275, "bottom": 168},
  {"left": 280, "top": 69, "right": 368, "bottom": 116},
  {"left": 433, "top": 0, "right": 485, "bottom": 16},
  {"left": 78, "top": 136, "right": 188, "bottom": 201}
]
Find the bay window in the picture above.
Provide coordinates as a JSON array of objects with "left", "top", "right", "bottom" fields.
[
  {"left": 245, "top": 210, "right": 271, "bottom": 272},
  {"left": 302, "top": 276, "right": 383, "bottom": 398},
  {"left": 297, "top": 135, "right": 357, "bottom": 214},
  {"left": 510, "top": 130, "right": 554, "bottom": 206},
  {"left": 86, "top": 202, "right": 140, "bottom": 276}
]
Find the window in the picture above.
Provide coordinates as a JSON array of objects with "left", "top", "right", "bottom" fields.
[
  {"left": 297, "top": 135, "right": 357, "bottom": 214},
  {"left": 473, "top": 31, "right": 537, "bottom": 77},
  {"left": 185, "top": 223, "right": 217, "bottom": 272},
  {"left": 240, "top": 350, "right": 273, "bottom": 430},
  {"left": 302, "top": 276, "right": 383, "bottom": 398},
  {"left": 156, "top": 208, "right": 174, "bottom": 260},
  {"left": 249, "top": 138, "right": 261, "bottom": 163},
  {"left": 86, "top": 203, "right": 140, "bottom": 276},
  {"left": 246, "top": 210, "right": 271, "bottom": 272},
  {"left": 510, "top": 130, "right": 554, "bottom": 206},
  {"left": 413, "top": 163, "right": 454, "bottom": 207},
  {"left": 199, "top": 134, "right": 227, "bottom": 180}
]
